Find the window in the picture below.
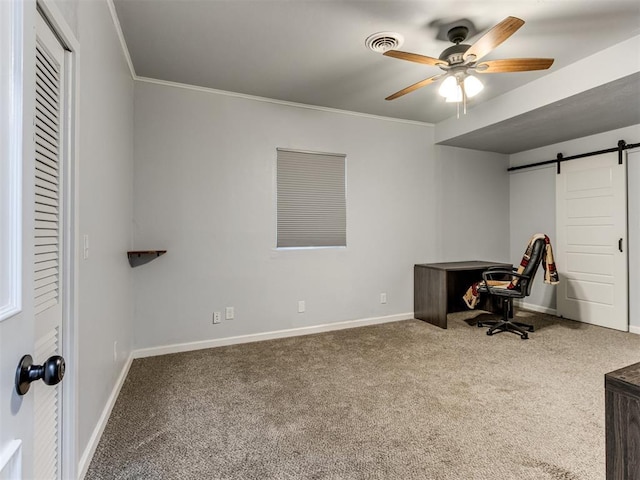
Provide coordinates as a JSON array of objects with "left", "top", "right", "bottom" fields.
[{"left": 276, "top": 148, "right": 346, "bottom": 248}]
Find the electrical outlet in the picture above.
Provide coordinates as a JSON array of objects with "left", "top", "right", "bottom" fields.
[
  {"left": 225, "top": 306, "right": 234, "bottom": 320},
  {"left": 213, "top": 312, "right": 221, "bottom": 324},
  {"left": 380, "top": 293, "right": 387, "bottom": 304},
  {"left": 298, "top": 300, "right": 305, "bottom": 313}
]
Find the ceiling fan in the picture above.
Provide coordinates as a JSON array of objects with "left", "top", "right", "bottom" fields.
[{"left": 383, "top": 16, "right": 554, "bottom": 105}]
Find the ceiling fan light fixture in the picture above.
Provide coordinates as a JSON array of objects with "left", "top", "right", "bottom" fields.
[
  {"left": 438, "top": 76, "right": 459, "bottom": 98},
  {"left": 381, "top": 16, "right": 554, "bottom": 113},
  {"left": 439, "top": 74, "right": 484, "bottom": 103},
  {"left": 463, "top": 75, "right": 484, "bottom": 98}
]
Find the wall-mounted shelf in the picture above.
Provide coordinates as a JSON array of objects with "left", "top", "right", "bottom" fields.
[{"left": 127, "top": 250, "right": 167, "bottom": 268}]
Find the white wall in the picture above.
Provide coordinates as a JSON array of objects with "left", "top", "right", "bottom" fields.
[
  {"left": 76, "top": 0, "right": 134, "bottom": 466},
  {"left": 132, "top": 81, "right": 511, "bottom": 351},
  {"left": 434, "top": 145, "right": 510, "bottom": 263},
  {"left": 509, "top": 124, "right": 640, "bottom": 318}
]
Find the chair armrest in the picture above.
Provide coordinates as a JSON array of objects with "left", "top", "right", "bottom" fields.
[
  {"left": 483, "top": 269, "right": 514, "bottom": 281},
  {"left": 484, "top": 266, "right": 516, "bottom": 282},
  {"left": 482, "top": 270, "right": 531, "bottom": 281},
  {"left": 481, "top": 270, "right": 532, "bottom": 295},
  {"left": 486, "top": 265, "right": 515, "bottom": 271}
]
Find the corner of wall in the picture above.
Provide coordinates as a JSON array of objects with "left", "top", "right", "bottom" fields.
[{"left": 77, "top": 353, "right": 133, "bottom": 479}]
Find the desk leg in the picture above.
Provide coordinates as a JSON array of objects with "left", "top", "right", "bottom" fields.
[{"left": 414, "top": 266, "right": 447, "bottom": 329}]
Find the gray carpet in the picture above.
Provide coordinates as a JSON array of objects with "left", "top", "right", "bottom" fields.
[{"left": 86, "top": 311, "right": 640, "bottom": 479}]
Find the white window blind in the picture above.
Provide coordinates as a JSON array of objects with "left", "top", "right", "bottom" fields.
[{"left": 277, "top": 148, "right": 346, "bottom": 248}]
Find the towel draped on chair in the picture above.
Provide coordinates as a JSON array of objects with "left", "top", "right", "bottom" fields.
[{"left": 463, "top": 233, "right": 559, "bottom": 309}]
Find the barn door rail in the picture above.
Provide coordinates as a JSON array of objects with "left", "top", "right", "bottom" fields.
[{"left": 507, "top": 139, "right": 640, "bottom": 174}]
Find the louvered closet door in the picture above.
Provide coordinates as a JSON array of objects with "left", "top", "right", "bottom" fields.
[{"left": 33, "top": 12, "right": 65, "bottom": 480}]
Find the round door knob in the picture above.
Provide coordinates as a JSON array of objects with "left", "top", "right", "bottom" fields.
[{"left": 15, "top": 354, "right": 65, "bottom": 396}]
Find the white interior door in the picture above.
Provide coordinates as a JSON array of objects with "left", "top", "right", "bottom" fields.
[
  {"left": 1, "top": 4, "right": 74, "bottom": 480},
  {"left": 556, "top": 152, "right": 628, "bottom": 331},
  {"left": 33, "top": 11, "right": 66, "bottom": 479}
]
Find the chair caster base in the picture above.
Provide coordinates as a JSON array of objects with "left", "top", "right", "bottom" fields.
[
  {"left": 513, "top": 321, "right": 534, "bottom": 333},
  {"left": 479, "top": 318, "right": 533, "bottom": 340}
]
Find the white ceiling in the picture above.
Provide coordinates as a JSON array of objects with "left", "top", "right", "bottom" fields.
[{"left": 113, "top": 0, "right": 640, "bottom": 126}]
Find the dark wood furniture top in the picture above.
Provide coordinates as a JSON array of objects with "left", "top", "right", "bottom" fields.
[
  {"left": 127, "top": 250, "right": 167, "bottom": 256},
  {"left": 414, "top": 260, "right": 510, "bottom": 329},
  {"left": 605, "top": 362, "right": 640, "bottom": 480},
  {"left": 606, "top": 362, "right": 640, "bottom": 397},
  {"left": 416, "top": 260, "right": 509, "bottom": 271}
]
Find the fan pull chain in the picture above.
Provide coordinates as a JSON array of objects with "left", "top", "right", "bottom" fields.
[{"left": 462, "top": 78, "right": 467, "bottom": 115}]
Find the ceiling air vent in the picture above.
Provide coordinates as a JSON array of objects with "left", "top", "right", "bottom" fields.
[{"left": 365, "top": 32, "right": 404, "bottom": 53}]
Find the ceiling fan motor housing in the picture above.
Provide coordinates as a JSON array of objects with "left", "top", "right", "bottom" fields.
[
  {"left": 447, "top": 25, "right": 469, "bottom": 44},
  {"left": 439, "top": 44, "right": 471, "bottom": 64}
]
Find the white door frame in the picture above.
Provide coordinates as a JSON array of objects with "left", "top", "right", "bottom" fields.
[
  {"left": 0, "top": 0, "right": 23, "bottom": 324},
  {"left": 628, "top": 148, "right": 640, "bottom": 335},
  {"left": 33, "top": 2, "right": 79, "bottom": 478}
]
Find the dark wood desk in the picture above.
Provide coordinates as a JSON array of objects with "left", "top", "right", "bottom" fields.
[
  {"left": 414, "top": 260, "right": 510, "bottom": 329},
  {"left": 605, "top": 362, "right": 640, "bottom": 479}
]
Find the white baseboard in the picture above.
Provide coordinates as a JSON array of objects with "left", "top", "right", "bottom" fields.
[
  {"left": 133, "top": 312, "right": 413, "bottom": 359},
  {"left": 514, "top": 300, "right": 557, "bottom": 316},
  {"left": 514, "top": 303, "right": 639, "bottom": 334},
  {"left": 77, "top": 353, "right": 134, "bottom": 480},
  {"left": 514, "top": 303, "right": 640, "bottom": 334}
]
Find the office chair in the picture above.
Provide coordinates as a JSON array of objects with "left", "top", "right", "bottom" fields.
[{"left": 476, "top": 236, "right": 547, "bottom": 340}]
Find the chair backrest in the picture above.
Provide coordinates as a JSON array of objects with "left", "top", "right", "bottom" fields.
[{"left": 517, "top": 237, "right": 547, "bottom": 297}]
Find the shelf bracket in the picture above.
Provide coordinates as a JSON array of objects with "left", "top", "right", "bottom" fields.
[{"left": 127, "top": 250, "right": 167, "bottom": 268}]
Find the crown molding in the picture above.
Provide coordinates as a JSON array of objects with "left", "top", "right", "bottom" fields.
[
  {"left": 136, "top": 76, "right": 433, "bottom": 127},
  {"left": 106, "top": 0, "right": 136, "bottom": 78}
]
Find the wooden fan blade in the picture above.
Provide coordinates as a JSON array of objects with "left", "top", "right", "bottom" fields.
[
  {"left": 385, "top": 75, "right": 443, "bottom": 101},
  {"left": 476, "top": 58, "right": 554, "bottom": 73},
  {"left": 463, "top": 16, "right": 525, "bottom": 62},
  {"left": 383, "top": 50, "right": 445, "bottom": 67}
]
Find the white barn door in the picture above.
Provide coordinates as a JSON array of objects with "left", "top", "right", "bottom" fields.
[{"left": 556, "top": 152, "right": 628, "bottom": 331}]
